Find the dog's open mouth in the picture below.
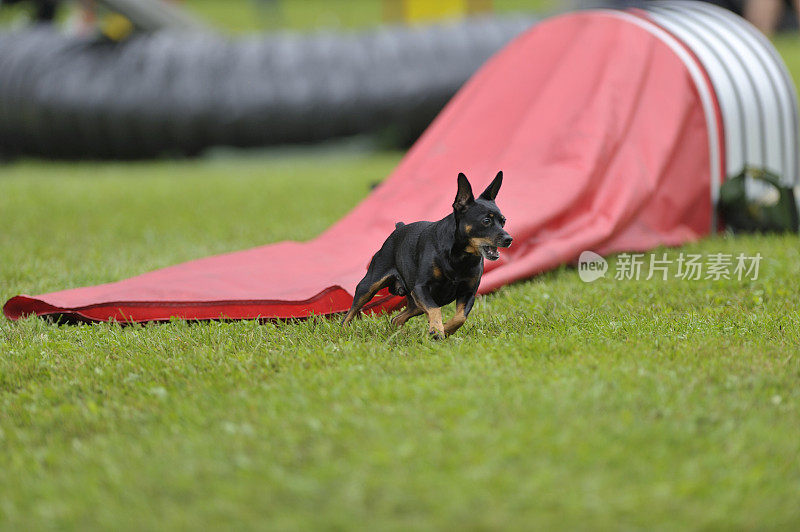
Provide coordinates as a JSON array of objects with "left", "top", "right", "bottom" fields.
[{"left": 479, "top": 245, "right": 500, "bottom": 261}]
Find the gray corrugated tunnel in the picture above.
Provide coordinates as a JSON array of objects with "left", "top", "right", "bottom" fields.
[
  {"left": 647, "top": 1, "right": 798, "bottom": 190},
  {"left": 644, "top": 1, "right": 799, "bottom": 228},
  {"left": 0, "top": 15, "right": 535, "bottom": 159}
]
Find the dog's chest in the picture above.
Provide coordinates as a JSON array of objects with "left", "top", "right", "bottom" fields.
[
  {"left": 427, "top": 279, "right": 459, "bottom": 307},
  {"left": 426, "top": 263, "right": 481, "bottom": 306}
]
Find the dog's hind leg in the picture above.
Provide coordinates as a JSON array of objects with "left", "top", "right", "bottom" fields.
[
  {"left": 341, "top": 272, "right": 394, "bottom": 326},
  {"left": 391, "top": 297, "right": 424, "bottom": 328}
]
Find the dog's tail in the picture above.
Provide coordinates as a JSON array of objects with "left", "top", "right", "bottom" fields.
[{"left": 395, "top": 222, "right": 405, "bottom": 229}]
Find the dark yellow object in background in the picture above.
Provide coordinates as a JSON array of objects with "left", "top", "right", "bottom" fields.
[{"left": 384, "top": 0, "right": 493, "bottom": 23}]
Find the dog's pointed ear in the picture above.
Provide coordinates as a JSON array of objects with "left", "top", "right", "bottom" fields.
[
  {"left": 479, "top": 171, "right": 503, "bottom": 201},
  {"left": 453, "top": 172, "right": 474, "bottom": 213}
]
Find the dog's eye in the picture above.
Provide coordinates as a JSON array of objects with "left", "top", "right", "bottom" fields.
[{"left": 482, "top": 217, "right": 491, "bottom": 226}]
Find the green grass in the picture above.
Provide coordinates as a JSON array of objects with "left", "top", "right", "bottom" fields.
[
  {"left": 2, "top": 7, "right": 800, "bottom": 531},
  {"left": 0, "top": 0, "right": 556, "bottom": 33},
  {"left": 182, "top": 0, "right": 556, "bottom": 33},
  {"left": 2, "top": 150, "right": 800, "bottom": 529}
]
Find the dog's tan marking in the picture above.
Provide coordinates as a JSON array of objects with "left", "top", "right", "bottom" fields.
[
  {"left": 341, "top": 310, "right": 357, "bottom": 326},
  {"left": 410, "top": 293, "right": 445, "bottom": 339},
  {"left": 444, "top": 301, "right": 467, "bottom": 336},
  {"left": 465, "top": 236, "right": 494, "bottom": 256},
  {"left": 465, "top": 224, "right": 472, "bottom": 235},
  {"left": 426, "top": 307, "right": 445, "bottom": 339},
  {"left": 391, "top": 302, "right": 424, "bottom": 328},
  {"left": 432, "top": 264, "right": 442, "bottom": 279},
  {"left": 342, "top": 275, "right": 392, "bottom": 325}
]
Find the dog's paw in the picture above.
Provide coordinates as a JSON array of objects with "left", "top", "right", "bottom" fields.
[{"left": 428, "top": 329, "right": 445, "bottom": 341}]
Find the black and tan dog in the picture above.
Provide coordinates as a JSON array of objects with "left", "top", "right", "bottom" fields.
[{"left": 342, "top": 171, "right": 512, "bottom": 338}]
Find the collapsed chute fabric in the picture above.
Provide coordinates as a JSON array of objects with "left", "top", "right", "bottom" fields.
[{"left": 4, "top": 5, "right": 796, "bottom": 322}]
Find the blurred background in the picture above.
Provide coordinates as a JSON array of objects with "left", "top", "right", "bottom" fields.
[
  {"left": 2, "top": 0, "right": 799, "bottom": 34},
  {"left": 1, "top": 0, "right": 799, "bottom": 160},
  {"left": 1, "top": 0, "right": 559, "bottom": 33}
]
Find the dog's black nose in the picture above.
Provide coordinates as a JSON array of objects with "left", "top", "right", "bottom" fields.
[{"left": 501, "top": 235, "right": 513, "bottom": 247}]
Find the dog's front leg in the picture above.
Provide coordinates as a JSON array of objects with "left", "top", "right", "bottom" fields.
[
  {"left": 411, "top": 288, "right": 445, "bottom": 340},
  {"left": 444, "top": 284, "right": 478, "bottom": 337}
]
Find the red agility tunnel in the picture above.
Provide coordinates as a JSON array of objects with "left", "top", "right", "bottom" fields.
[{"left": 4, "top": 3, "right": 798, "bottom": 322}]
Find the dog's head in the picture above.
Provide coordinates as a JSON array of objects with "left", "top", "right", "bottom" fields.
[{"left": 453, "top": 171, "right": 512, "bottom": 261}]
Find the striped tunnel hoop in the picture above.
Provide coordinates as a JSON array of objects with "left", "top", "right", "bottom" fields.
[{"left": 644, "top": 1, "right": 799, "bottom": 220}]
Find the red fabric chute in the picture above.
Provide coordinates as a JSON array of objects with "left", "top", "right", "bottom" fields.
[{"left": 4, "top": 11, "right": 720, "bottom": 322}]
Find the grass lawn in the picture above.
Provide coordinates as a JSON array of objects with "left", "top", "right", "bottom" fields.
[
  {"left": 182, "top": 0, "right": 557, "bottom": 33},
  {"left": 2, "top": 151, "right": 800, "bottom": 529},
  {"left": 2, "top": 8, "right": 800, "bottom": 532},
  {"left": 0, "top": 0, "right": 556, "bottom": 33}
]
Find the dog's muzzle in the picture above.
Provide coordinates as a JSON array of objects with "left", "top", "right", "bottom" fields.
[
  {"left": 479, "top": 245, "right": 500, "bottom": 261},
  {"left": 480, "top": 234, "right": 512, "bottom": 261}
]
